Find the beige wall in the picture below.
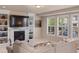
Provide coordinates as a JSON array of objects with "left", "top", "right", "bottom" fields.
[{"left": 34, "top": 16, "right": 43, "bottom": 40}]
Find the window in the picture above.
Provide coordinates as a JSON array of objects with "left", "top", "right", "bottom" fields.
[
  {"left": 71, "top": 15, "right": 79, "bottom": 38},
  {"left": 47, "top": 17, "right": 57, "bottom": 35},
  {"left": 47, "top": 13, "right": 79, "bottom": 40},
  {"left": 47, "top": 16, "right": 69, "bottom": 37},
  {"left": 57, "top": 16, "right": 69, "bottom": 37}
]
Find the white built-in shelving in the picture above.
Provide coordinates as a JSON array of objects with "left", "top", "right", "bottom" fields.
[{"left": 0, "top": 10, "right": 9, "bottom": 44}]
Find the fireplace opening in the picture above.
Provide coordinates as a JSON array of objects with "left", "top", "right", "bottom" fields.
[{"left": 14, "top": 31, "right": 25, "bottom": 41}]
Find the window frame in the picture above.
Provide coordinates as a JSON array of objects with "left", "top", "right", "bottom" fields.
[
  {"left": 57, "top": 15, "right": 70, "bottom": 38},
  {"left": 47, "top": 13, "right": 79, "bottom": 41},
  {"left": 47, "top": 16, "right": 57, "bottom": 36},
  {"left": 70, "top": 13, "right": 79, "bottom": 39}
]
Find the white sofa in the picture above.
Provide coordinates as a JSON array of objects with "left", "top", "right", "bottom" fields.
[
  {"left": 12, "top": 40, "right": 79, "bottom": 53},
  {"left": 13, "top": 40, "right": 55, "bottom": 53}
]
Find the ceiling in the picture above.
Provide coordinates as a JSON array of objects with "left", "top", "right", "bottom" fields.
[{"left": 0, "top": 5, "right": 77, "bottom": 14}]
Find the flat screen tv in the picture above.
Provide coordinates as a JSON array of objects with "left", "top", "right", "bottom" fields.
[{"left": 10, "top": 15, "right": 29, "bottom": 27}]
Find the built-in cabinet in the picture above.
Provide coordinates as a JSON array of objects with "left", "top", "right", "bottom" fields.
[
  {"left": 0, "top": 10, "right": 9, "bottom": 44},
  {"left": 27, "top": 13, "right": 35, "bottom": 45}
]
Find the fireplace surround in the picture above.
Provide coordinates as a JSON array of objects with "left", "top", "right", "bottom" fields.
[{"left": 14, "top": 31, "right": 25, "bottom": 41}]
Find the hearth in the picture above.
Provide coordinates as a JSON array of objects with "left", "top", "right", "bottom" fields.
[{"left": 14, "top": 31, "right": 25, "bottom": 41}]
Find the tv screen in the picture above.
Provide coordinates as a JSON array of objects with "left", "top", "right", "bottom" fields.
[{"left": 10, "top": 15, "right": 29, "bottom": 27}]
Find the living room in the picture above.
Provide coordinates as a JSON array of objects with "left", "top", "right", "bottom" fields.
[{"left": 0, "top": 5, "right": 79, "bottom": 53}]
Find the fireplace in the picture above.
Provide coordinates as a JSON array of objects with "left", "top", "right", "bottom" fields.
[{"left": 14, "top": 31, "right": 25, "bottom": 41}]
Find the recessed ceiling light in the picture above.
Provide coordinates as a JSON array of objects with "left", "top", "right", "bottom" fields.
[{"left": 36, "top": 5, "right": 41, "bottom": 8}]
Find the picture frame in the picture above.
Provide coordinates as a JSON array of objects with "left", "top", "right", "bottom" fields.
[{"left": 35, "top": 20, "right": 41, "bottom": 27}]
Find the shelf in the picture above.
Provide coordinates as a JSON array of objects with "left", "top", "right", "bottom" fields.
[
  {"left": 0, "top": 25, "right": 8, "bottom": 27},
  {"left": 0, "top": 19, "right": 8, "bottom": 20},
  {"left": 0, "top": 10, "right": 9, "bottom": 45},
  {"left": 72, "top": 26, "right": 78, "bottom": 28},
  {"left": 0, "top": 37, "right": 7, "bottom": 39},
  {"left": 0, "top": 31, "right": 8, "bottom": 32},
  {"left": 72, "top": 21, "right": 78, "bottom": 23}
]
